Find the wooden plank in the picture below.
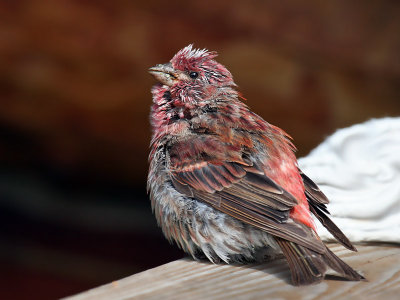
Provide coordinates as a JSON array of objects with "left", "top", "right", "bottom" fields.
[{"left": 64, "top": 244, "right": 400, "bottom": 300}]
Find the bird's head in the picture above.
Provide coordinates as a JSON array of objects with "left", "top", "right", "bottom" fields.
[{"left": 149, "top": 45, "right": 235, "bottom": 103}]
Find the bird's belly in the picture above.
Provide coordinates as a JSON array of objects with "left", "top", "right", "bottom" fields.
[{"left": 148, "top": 159, "right": 280, "bottom": 263}]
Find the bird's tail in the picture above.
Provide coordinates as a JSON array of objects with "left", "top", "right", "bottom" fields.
[{"left": 275, "top": 237, "right": 365, "bottom": 285}]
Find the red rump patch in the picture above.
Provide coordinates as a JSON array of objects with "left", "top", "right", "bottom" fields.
[
  {"left": 291, "top": 205, "right": 316, "bottom": 230},
  {"left": 264, "top": 154, "right": 315, "bottom": 231}
]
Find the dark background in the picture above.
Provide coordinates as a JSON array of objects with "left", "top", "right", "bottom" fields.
[{"left": 1, "top": 1, "right": 399, "bottom": 299}]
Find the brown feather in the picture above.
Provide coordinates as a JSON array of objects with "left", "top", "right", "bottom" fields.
[
  {"left": 275, "top": 237, "right": 364, "bottom": 285},
  {"left": 300, "top": 170, "right": 329, "bottom": 205},
  {"left": 300, "top": 169, "right": 357, "bottom": 251},
  {"left": 309, "top": 203, "right": 357, "bottom": 251},
  {"left": 171, "top": 155, "right": 326, "bottom": 253},
  {"left": 174, "top": 181, "right": 327, "bottom": 253},
  {"left": 216, "top": 200, "right": 325, "bottom": 253}
]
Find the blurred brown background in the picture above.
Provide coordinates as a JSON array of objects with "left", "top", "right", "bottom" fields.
[{"left": 0, "top": 1, "right": 399, "bottom": 299}]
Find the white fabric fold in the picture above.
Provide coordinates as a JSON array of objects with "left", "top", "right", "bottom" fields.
[{"left": 298, "top": 117, "right": 400, "bottom": 243}]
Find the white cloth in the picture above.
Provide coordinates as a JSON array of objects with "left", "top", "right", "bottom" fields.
[{"left": 298, "top": 117, "right": 400, "bottom": 244}]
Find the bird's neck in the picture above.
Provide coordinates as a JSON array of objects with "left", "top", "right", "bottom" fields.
[{"left": 150, "top": 83, "right": 238, "bottom": 129}]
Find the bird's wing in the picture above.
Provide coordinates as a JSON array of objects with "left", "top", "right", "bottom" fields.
[
  {"left": 299, "top": 169, "right": 357, "bottom": 251},
  {"left": 300, "top": 170, "right": 329, "bottom": 206},
  {"left": 168, "top": 136, "right": 326, "bottom": 253}
]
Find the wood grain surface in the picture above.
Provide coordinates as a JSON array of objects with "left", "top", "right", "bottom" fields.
[{"left": 64, "top": 244, "right": 400, "bottom": 300}]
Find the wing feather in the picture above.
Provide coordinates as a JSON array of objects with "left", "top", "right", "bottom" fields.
[
  {"left": 171, "top": 161, "right": 325, "bottom": 253},
  {"left": 299, "top": 169, "right": 357, "bottom": 251}
]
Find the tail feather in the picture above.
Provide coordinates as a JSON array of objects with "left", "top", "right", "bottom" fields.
[
  {"left": 309, "top": 202, "right": 357, "bottom": 252},
  {"left": 275, "top": 237, "right": 364, "bottom": 285},
  {"left": 323, "top": 246, "right": 365, "bottom": 281},
  {"left": 300, "top": 169, "right": 357, "bottom": 252}
]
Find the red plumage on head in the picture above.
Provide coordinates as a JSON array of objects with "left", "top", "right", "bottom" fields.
[
  {"left": 171, "top": 44, "right": 218, "bottom": 71},
  {"left": 170, "top": 44, "right": 235, "bottom": 87}
]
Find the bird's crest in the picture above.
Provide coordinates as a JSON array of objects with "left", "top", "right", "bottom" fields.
[{"left": 171, "top": 44, "right": 218, "bottom": 70}]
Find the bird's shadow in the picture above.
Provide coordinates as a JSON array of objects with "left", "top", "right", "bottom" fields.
[
  {"left": 184, "top": 253, "right": 293, "bottom": 285},
  {"left": 182, "top": 253, "right": 367, "bottom": 286}
]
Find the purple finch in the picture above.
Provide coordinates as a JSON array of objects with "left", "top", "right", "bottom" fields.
[{"left": 147, "top": 45, "right": 364, "bottom": 285}]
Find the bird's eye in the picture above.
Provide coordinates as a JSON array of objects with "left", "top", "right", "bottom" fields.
[{"left": 189, "top": 71, "right": 198, "bottom": 79}]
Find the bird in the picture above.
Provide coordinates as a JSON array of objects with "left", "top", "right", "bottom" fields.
[{"left": 147, "top": 45, "right": 365, "bottom": 285}]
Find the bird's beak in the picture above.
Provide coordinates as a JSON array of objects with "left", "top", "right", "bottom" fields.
[{"left": 148, "top": 63, "right": 177, "bottom": 86}]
